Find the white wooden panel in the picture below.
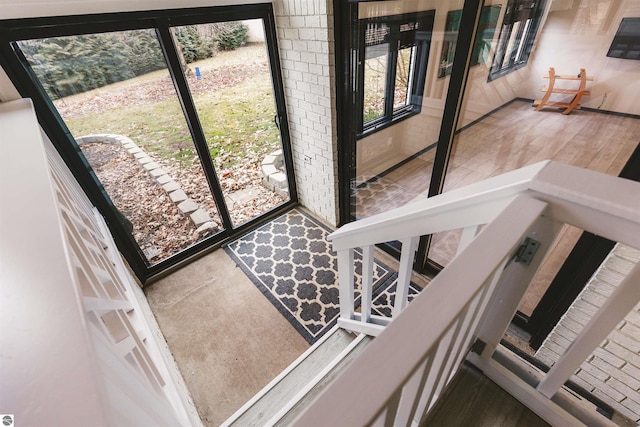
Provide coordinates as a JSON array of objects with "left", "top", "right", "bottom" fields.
[{"left": 0, "top": 99, "right": 109, "bottom": 426}]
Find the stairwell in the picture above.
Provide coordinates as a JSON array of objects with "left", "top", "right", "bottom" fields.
[{"left": 221, "top": 327, "right": 371, "bottom": 426}]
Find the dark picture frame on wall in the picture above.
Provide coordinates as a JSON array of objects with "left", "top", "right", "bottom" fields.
[
  {"left": 438, "top": 5, "right": 502, "bottom": 78},
  {"left": 607, "top": 17, "right": 640, "bottom": 60}
]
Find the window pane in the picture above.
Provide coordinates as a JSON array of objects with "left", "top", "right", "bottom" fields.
[
  {"left": 354, "top": 7, "right": 436, "bottom": 220},
  {"left": 18, "top": 30, "right": 224, "bottom": 265},
  {"left": 502, "top": 21, "right": 521, "bottom": 67},
  {"left": 363, "top": 44, "right": 388, "bottom": 123},
  {"left": 393, "top": 47, "right": 414, "bottom": 110},
  {"left": 172, "top": 20, "right": 290, "bottom": 227}
]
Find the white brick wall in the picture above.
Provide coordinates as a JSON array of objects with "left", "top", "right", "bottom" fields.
[
  {"left": 273, "top": 0, "right": 339, "bottom": 226},
  {"left": 536, "top": 244, "right": 640, "bottom": 422}
]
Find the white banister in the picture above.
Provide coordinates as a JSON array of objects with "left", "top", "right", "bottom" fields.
[
  {"left": 456, "top": 224, "right": 483, "bottom": 256},
  {"left": 337, "top": 248, "right": 355, "bottom": 320},
  {"left": 294, "top": 195, "right": 550, "bottom": 426},
  {"left": 392, "top": 236, "right": 419, "bottom": 317},
  {"left": 360, "top": 245, "right": 374, "bottom": 323},
  {"left": 297, "top": 160, "right": 640, "bottom": 427}
]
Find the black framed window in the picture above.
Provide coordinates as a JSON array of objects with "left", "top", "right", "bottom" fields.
[
  {"left": 357, "top": 11, "right": 433, "bottom": 136},
  {"left": 488, "top": 0, "right": 545, "bottom": 81},
  {"left": 0, "top": 5, "right": 297, "bottom": 283},
  {"left": 607, "top": 17, "right": 640, "bottom": 60}
]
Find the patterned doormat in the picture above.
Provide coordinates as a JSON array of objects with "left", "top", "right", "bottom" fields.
[{"left": 224, "top": 209, "right": 420, "bottom": 344}]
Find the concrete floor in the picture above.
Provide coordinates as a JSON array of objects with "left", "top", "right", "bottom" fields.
[{"left": 145, "top": 248, "right": 310, "bottom": 426}]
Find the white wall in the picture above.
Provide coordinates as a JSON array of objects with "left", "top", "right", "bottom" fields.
[
  {"left": 519, "top": 0, "right": 640, "bottom": 115},
  {"left": 273, "top": 0, "right": 339, "bottom": 225}
]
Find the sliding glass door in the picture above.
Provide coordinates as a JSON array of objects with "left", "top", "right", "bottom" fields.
[{"left": 1, "top": 5, "right": 296, "bottom": 281}]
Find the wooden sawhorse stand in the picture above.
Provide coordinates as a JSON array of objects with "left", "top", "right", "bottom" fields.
[{"left": 533, "top": 67, "right": 593, "bottom": 115}]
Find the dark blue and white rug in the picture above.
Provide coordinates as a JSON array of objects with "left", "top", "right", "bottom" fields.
[{"left": 224, "top": 209, "right": 420, "bottom": 344}]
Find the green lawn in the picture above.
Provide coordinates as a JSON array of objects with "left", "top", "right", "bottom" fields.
[{"left": 62, "top": 45, "right": 280, "bottom": 168}]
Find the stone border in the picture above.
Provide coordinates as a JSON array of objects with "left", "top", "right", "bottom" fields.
[
  {"left": 261, "top": 149, "right": 289, "bottom": 197},
  {"left": 76, "top": 134, "right": 217, "bottom": 234}
]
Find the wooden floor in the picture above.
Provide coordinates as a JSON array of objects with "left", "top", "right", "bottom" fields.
[
  {"left": 423, "top": 363, "right": 550, "bottom": 427},
  {"left": 356, "top": 100, "right": 640, "bottom": 315}
]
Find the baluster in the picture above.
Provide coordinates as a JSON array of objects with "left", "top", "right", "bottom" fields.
[
  {"left": 457, "top": 224, "right": 483, "bottom": 257},
  {"left": 393, "top": 236, "right": 419, "bottom": 318},
  {"left": 338, "top": 248, "right": 355, "bottom": 320},
  {"left": 361, "top": 245, "right": 374, "bottom": 323},
  {"left": 391, "top": 351, "right": 436, "bottom": 426}
]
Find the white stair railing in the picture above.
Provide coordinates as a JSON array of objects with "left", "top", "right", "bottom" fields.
[{"left": 295, "top": 161, "right": 640, "bottom": 427}]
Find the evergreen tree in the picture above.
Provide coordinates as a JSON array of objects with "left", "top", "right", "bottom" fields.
[{"left": 211, "top": 22, "right": 248, "bottom": 51}]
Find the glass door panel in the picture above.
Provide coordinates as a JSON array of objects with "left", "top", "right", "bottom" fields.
[
  {"left": 429, "top": 0, "right": 640, "bottom": 318},
  {"left": 173, "top": 20, "right": 291, "bottom": 227},
  {"left": 17, "top": 30, "right": 224, "bottom": 265},
  {"left": 353, "top": 2, "right": 448, "bottom": 221}
]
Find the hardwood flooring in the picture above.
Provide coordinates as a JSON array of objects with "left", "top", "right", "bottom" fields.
[
  {"left": 355, "top": 100, "right": 640, "bottom": 316},
  {"left": 422, "top": 363, "right": 550, "bottom": 427}
]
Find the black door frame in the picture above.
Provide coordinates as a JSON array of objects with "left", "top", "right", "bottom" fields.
[
  {"left": 0, "top": 4, "right": 298, "bottom": 284},
  {"left": 335, "top": 0, "right": 484, "bottom": 274}
]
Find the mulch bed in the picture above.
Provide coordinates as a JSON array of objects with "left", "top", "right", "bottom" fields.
[{"left": 81, "top": 141, "right": 287, "bottom": 264}]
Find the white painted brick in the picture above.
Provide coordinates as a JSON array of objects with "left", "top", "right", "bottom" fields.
[
  {"left": 592, "top": 347, "right": 625, "bottom": 369},
  {"left": 289, "top": 16, "right": 305, "bottom": 27},
  {"left": 279, "top": 39, "right": 292, "bottom": 50},
  {"left": 579, "top": 363, "right": 609, "bottom": 382},
  {"left": 309, "top": 63, "right": 323, "bottom": 76},
  {"left": 299, "top": 28, "right": 316, "bottom": 40},
  {"left": 300, "top": 52, "right": 316, "bottom": 64},
  {"left": 283, "top": 28, "right": 298, "bottom": 39},
  {"left": 577, "top": 371, "right": 625, "bottom": 401},
  {"left": 620, "top": 398, "right": 640, "bottom": 420},
  {"left": 607, "top": 378, "right": 638, "bottom": 399},
  {"left": 622, "top": 362, "right": 640, "bottom": 380},
  {"left": 547, "top": 331, "right": 573, "bottom": 349},
  {"left": 610, "top": 329, "right": 640, "bottom": 353},
  {"left": 281, "top": 59, "right": 295, "bottom": 70},
  {"left": 596, "top": 269, "right": 626, "bottom": 286},
  {"left": 286, "top": 50, "right": 301, "bottom": 61},
  {"left": 616, "top": 245, "right": 640, "bottom": 261},
  {"left": 316, "top": 53, "right": 329, "bottom": 66},
  {"left": 569, "top": 374, "right": 596, "bottom": 393},
  {"left": 621, "top": 322, "right": 640, "bottom": 338},
  {"left": 303, "top": 91, "right": 319, "bottom": 104},
  {"left": 314, "top": 28, "right": 330, "bottom": 42},
  {"left": 605, "top": 341, "right": 640, "bottom": 366},
  {"left": 276, "top": 15, "right": 290, "bottom": 27},
  {"left": 291, "top": 40, "right": 308, "bottom": 51},
  {"left": 572, "top": 298, "right": 599, "bottom": 317},
  {"left": 288, "top": 69, "right": 303, "bottom": 82},
  {"left": 294, "top": 61, "right": 309, "bottom": 73},
  {"left": 308, "top": 40, "right": 323, "bottom": 54},
  {"left": 625, "top": 308, "right": 640, "bottom": 326},
  {"left": 305, "top": 15, "right": 320, "bottom": 28}
]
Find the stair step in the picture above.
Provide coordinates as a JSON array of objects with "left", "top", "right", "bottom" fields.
[
  {"left": 222, "top": 326, "right": 371, "bottom": 427},
  {"left": 274, "top": 333, "right": 371, "bottom": 426}
]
